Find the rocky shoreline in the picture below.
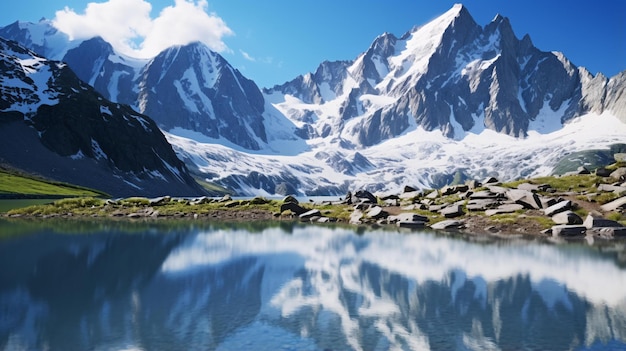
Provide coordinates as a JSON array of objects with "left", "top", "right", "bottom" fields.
[{"left": 3, "top": 165, "right": 626, "bottom": 240}]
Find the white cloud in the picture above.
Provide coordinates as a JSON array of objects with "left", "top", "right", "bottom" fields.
[
  {"left": 52, "top": 0, "right": 233, "bottom": 58},
  {"left": 240, "top": 50, "right": 255, "bottom": 62}
]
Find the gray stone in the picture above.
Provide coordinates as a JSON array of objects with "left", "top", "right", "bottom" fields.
[
  {"left": 507, "top": 189, "right": 542, "bottom": 209},
  {"left": 218, "top": 194, "right": 232, "bottom": 202},
  {"left": 615, "top": 153, "right": 626, "bottom": 163},
  {"left": 426, "top": 190, "right": 439, "bottom": 199},
  {"left": 610, "top": 167, "right": 626, "bottom": 181},
  {"left": 149, "top": 196, "right": 171, "bottom": 206},
  {"left": 349, "top": 210, "right": 363, "bottom": 225},
  {"left": 516, "top": 183, "right": 539, "bottom": 192},
  {"left": 485, "top": 204, "right": 524, "bottom": 216},
  {"left": 399, "top": 191, "right": 422, "bottom": 200},
  {"left": 544, "top": 200, "right": 572, "bottom": 217},
  {"left": 366, "top": 206, "right": 388, "bottom": 219},
  {"left": 483, "top": 177, "right": 499, "bottom": 185},
  {"left": 583, "top": 214, "right": 624, "bottom": 229},
  {"left": 429, "top": 204, "right": 446, "bottom": 212},
  {"left": 430, "top": 220, "right": 465, "bottom": 230},
  {"left": 540, "top": 197, "right": 558, "bottom": 209},
  {"left": 469, "top": 190, "right": 503, "bottom": 200},
  {"left": 299, "top": 209, "right": 322, "bottom": 220},
  {"left": 355, "top": 190, "right": 377, "bottom": 204},
  {"left": 596, "top": 168, "right": 613, "bottom": 177},
  {"left": 403, "top": 185, "right": 418, "bottom": 193},
  {"left": 388, "top": 213, "right": 429, "bottom": 223},
  {"left": 551, "top": 225, "right": 587, "bottom": 237},
  {"left": 552, "top": 210, "right": 583, "bottom": 225},
  {"left": 397, "top": 221, "right": 427, "bottom": 229},
  {"left": 440, "top": 205, "right": 465, "bottom": 218},
  {"left": 487, "top": 185, "right": 508, "bottom": 194},
  {"left": 597, "top": 184, "right": 626, "bottom": 196},
  {"left": 601, "top": 196, "right": 626, "bottom": 212},
  {"left": 282, "top": 195, "right": 299, "bottom": 204},
  {"left": 280, "top": 202, "right": 307, "bottom": 215},
  {"left": 466, "top": 180, "right": 481, "bottom": 189},
  {"left": 466, "top": 199, "right": 500, "bottom": 211}
]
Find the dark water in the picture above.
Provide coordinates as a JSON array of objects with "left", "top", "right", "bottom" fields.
[{"left": 1, "top": 219, "right": 625, "bottom": 351}]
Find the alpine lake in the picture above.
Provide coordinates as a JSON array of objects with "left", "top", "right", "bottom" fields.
[{"left": 1, "top": 217, "right": 625, "bottom": 351}]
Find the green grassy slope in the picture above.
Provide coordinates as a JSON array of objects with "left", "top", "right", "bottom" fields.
[{"left": 0, "top": 168, "right": 108, "bottom": 198}]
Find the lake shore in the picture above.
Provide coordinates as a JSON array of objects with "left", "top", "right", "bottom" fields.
[{"left": 2, "top": 171, "right": 625, "bottom": 240}]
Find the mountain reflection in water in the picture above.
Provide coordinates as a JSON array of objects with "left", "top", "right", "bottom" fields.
[{"left": 0, "top": 220, "right": 625, "bottom": 351}]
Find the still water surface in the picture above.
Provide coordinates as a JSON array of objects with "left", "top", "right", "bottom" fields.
[{"left": 1, "top": 219, "right": 625, "bottom": 351}]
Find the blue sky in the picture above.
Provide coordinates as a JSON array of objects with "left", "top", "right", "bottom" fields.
[{"left": 1, "top": 0, "right": 624, "bottom": 88}]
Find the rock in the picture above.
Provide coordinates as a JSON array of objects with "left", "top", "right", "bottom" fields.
[
  {"left": 540, "top": 197, "right": 558, "bottom": 209},
  {"left": 403, "top": 185, "right": 417, "bottom": 193},
  {"left": 588, "top": 227, "right": 626, "bottom": 238},
  {"left": 466, "top": 180, "right": 481, "bottom": 189},
  {"left": 506, "top": 189, "right": 542, "bottom": 209},
  {"left": 425, "top": 190, "right": 439, "bottom": 199},
  {"left": 190, "top": 196, "right": 210, "bottom": 205},
  {"left": 224, "top": 200, "right": 239, "bottom": 208},
  {"left": 349, "top": 209, "right": 363, "bottom": 224},
  {"left": 440, "top": 205, "right": 464, "bottom": 218},
  {"left": 366, "top": 206, "right": 388, "bottom": 219},
  {"left": 483, "top": 177, "right": 499, "bottom": 185},
  {"left": 516, "top": 183, "right": 539, "bottom": 192},
  {"left": 597, "top": 184, "right": 626, "bottom": 196},
  {"left": 355, "top": 190, "right": 377, "bottom": 204},
  {"left": 282, "top": 195, "right": 299, "bottom": 204},
  {"left": 551, "top": 225, "right": 587, "bottom": 237},
  {"left": 399, "top": 191, "right": 422, "bottom": 200},
  {"left": 543, "top": 200, "right": 572, "bottom": 217},
  {"left": 583, "top": 214, "right": 624, "bottom": 229},
  {"left": 485, "top": 204, "right": 524, "bottom": 216},
  {"left": 610, "top": 167, "right": 626, "bottom": 181},
  {"left": 383, "top": 199, "right": 399, "bottom": 206},
  {"left": 429, "top": 204, "right": 446, "bottom": 212},
  {"left": 218, "top": 194, "right": 232, "bottom": 202},
  {"left": 388, "top": 213, "right": 429, "bottom": 223},
  {"left": 149, "top": 196, "right": 171, "bottom": 206},
  {"left": 615, "top": 153, "right": 626, "bottom": 163},
  {"left": 469, "top": 190, "right": 503, "bottom": 200},
  {"left": 250, "top": 196, "right": 270, "bottom": 205},
  {"left": 596, "top": 168, "right": 613, "bottom": 177},
  {"left": 280, "top": 202, "right": 307, "bottom": 215},
  {"left": 577, "top": 166, "right": 591, "bottom": 174},
  {"left": 601, "top": 196, "right": 626, "bottom": 212},
  {"left": 430, "top": 220, "right": 465, "bottom": 230},
  {"left": 466, "top": 199, "right": 500, "bottom": 211},
  {"left": 487, "top": 185, "right": 508, "bottom": 194},
  {"left": 299, "top": 209, "right": 322, "bottom": 220},
  {"left": 397, "top": 221, "right": 427, "bottom": 229},
  {"left": 552, "top": 211, "right": 583, "bottom": 225},
  {"left": 317, "top": 217, "right": 332, "bottom": 223},
  {"left": 344, "top": 191, "right": 353, "bottom": 205}
]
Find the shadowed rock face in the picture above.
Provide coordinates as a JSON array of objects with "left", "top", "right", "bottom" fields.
[{"left": 0, "top": 38, "right": 206, "bottom": 197}]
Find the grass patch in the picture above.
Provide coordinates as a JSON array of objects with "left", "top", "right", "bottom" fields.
[
  {"left": 530, "top": 174, "right": 604, "bottom": 193},
  {"left": 0, "top": 169, "right": 107, "bottom": 198},
  {"left": 8, "top": 197, "right": 106, "bottom": 216}
]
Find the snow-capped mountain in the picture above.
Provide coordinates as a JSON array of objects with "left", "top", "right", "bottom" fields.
[
  {"left": 0, "top": 37, "right": 205, "bottom": 197},
  {"left": 2, "top": 5, "right": 625, "bottom": 196},
  {"left": 266, "top": 4, "right": 625, "bottom": 143}
]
